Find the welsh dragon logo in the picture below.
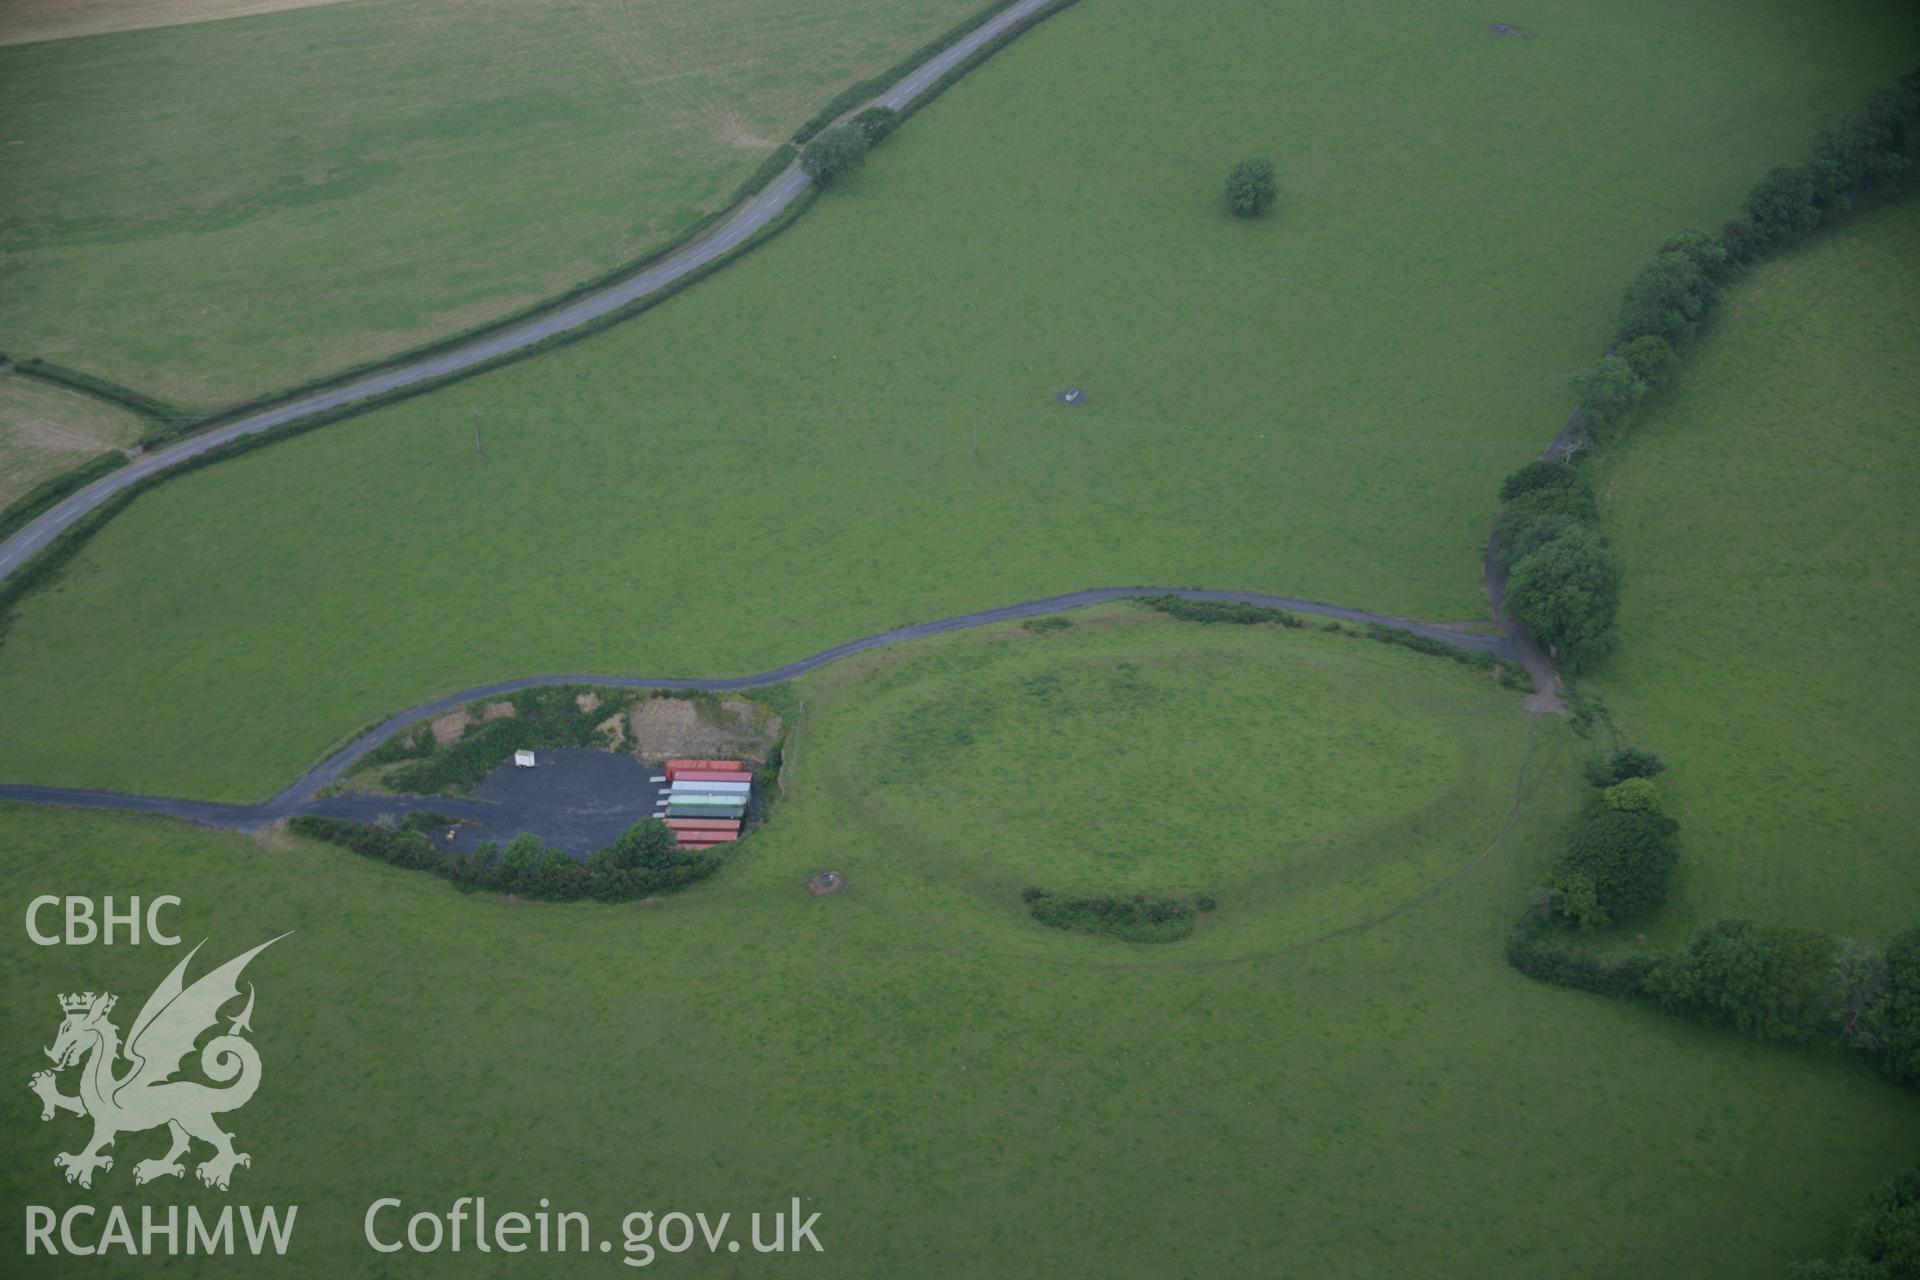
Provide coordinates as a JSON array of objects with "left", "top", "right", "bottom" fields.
[{"left": 29, "top": 934, "right": 290, "bottom": 1191}]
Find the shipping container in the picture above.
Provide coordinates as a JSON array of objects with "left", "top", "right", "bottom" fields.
[
  {"left": 677, "top": 833, "right": 738, "bottom": 846},
  {"left": 668, "top": 792, "right": 748, "bottom": 807},
  {"left": 669, "top": 780, "right": 750, "bottom": 795},
  {"left": 665, "top": 818, "right": 742, "bottom": 832},
  {"left": 668, "top": 804, "right": 746, "bottom": 819},
  {"left": 671, "top": 770, "right": 753, "bottom": 784},
  {"left": 664, "top": 758, "right": 744, "bottom": 781}
]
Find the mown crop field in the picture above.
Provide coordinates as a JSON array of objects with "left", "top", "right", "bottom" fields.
[
  {"left": 0, "top": 374, "right": 139, "bottom": 507},
  {"left": 6, "top": 611, "right": 1917, "bottom": 1278},
  {"left": 2, "top": 0, "right": 1914, "bottom": 803},
  {"left": 0, "top": 0, "right": 987, "bottom": 409},
  {"left": 1589, "top": 201, "right": 1920, "bottom": 947}
]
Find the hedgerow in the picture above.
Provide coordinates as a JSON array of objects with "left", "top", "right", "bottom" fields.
[
  {"left": 1022, "top": 887, "right": 1203, "bottom": 943},
  {"left": 0, "top": 452, "right": 129, "bottom": 546},
  {"left": 290, "top": 814, "right": 720, "bottom": 903},
  {"left": 1140, "top": 595, "right": 1304, "bottom": 627},
  {"left": 1498, "top": 68, "right": 1919, "bottom": 672}
]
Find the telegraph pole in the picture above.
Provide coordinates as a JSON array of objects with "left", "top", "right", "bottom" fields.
[{"left": 472, "top": 408, "right": 484, "bottom": 457}]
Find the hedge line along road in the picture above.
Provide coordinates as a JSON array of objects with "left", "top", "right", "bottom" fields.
[
  {"left": 0, "top": 587, "right": 1517, "bottom": 827},
  {"left": 0, "top": 0, "right": 1063, "bottom": 588}
]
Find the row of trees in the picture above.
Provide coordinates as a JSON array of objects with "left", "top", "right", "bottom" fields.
[
  {"left": 1544, "top": 747, "right": 1674, "bottom": 928},
  {"left": 1571, "top": 71, "right": 1917, "bottom": 437},
  {"left": 289, "top": 813, "right": 722, "bottom": 903},
  {"left": 1496, "top": 460, "right": 1623, "bottom": 669},
  {"left": 799, "top": 107, "right": 897, "bottom": 189},
  {"left": 1511, "top": 745, "right": 1920, "bottom": 1091},
  {"left": 1502, "top": 69, "right": 1918, "bottom": 670}
]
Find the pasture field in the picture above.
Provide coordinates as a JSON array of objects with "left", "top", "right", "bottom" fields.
[
  {"left": 812, "top": 607, "right": 1534, "bottom": 952},
  {"left": 0, "top": 0, "right": 987, "bottom": 408},
  {"left": 2, "top": 0, "right": 1916, "bottom": 802},
  {"left": 1590, "top": 201, "right": 1920, "bottom": 945},
  {"left": 0, "top": 374, "right": 140, "bottom": 508},
  {"left": 6, "top": 613, "right": 1919, "bottom": 1277}
]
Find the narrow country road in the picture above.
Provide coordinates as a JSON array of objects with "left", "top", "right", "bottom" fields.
[
  {"left": 0, "top": 0, "right": 1063, "bottom": 586},
  {"left": 0, "top": 586, "right": 1515, "bottom": 829}
]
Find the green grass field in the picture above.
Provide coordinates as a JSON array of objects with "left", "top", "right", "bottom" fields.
[
  {"left": 3, "top": 0, "right": 1914, "bottom": 803},
  {"left": 1588, "top": 201, "right": 1920, "bottom": 946},
  {"left": 6, "top": 612, "right": 1917, "bottom": 1278},
  {"left": 814, "top": 609, "right": 1533, "bottom": 951},
  {"left": 0, "top": 0, "right": 986, "bottom": 409},
  {"left": 0, "top": 374, "right": 140, "bottom": 507}
]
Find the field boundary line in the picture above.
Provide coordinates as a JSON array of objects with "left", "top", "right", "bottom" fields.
[{"left": 0, "top": 0, "right": 1078, "bottom": 598}]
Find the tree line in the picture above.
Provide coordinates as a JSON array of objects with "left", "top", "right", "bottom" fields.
[
  {"left": 1497, "top": 68, "right": 1920, "bottom": 671},
  {"left": 290, "top": 811, "right": 723, "bottom": 904},
  {"left": 1507, "top": 746, "right": 1920, "bottom": 1095}
]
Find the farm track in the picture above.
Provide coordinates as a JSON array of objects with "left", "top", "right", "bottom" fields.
[
  {"left": 0, "top": 0, "right": 1062, "bottom": 587},
  {"left": 0, "top": 586, "right": 1516, "bottom": 826}
]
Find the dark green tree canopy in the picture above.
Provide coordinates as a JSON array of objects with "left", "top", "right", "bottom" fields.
[
  {"left": 1649, "top": 918, "right": 1834, "bottom": 1041},
  {"left": 1499, "top": 459, "right": 1592, "bottom": 505},
  {"left": 1616, "top": 334, "right": 1680, "bottom": 390},
  {"left": 1884, "top": 928, "right": 1920, "bottom": 1087},
  {"left": 1617, "top": 249, "right": 1717, "bottom": 347},
  {"left": 1568, "top": 355, "right": 1647, "bottom": 429},
  {"left": 1225, "top": 157, "right": 1278, "bottom": 217},
  {"left": 1742, "top": 163, "right": 1823, "bottom": 252},
  {"left": 1554, "top": 809, "right": 1679, "bottom": 923},
  {"left": 850, "top": 105, "right": 898, "bottom": 144},
  {"left": 590, "top": 817, "right": 680, "bottom": 873},
  {"left": 1657, "top": 228, "right": 1734, "bottom": 283},
  {"left": 1590, "top": 745, "right": 1667, "bottom": 788},
  {"left": 1503, "top": 523, "right": 1623, "bottom": 667},
  {"left": 801, "top": 125, "right": 872, "bottom": 188}
]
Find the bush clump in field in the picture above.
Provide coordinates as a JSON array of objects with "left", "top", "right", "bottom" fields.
[
  {"left": 801, "top": 125, "right": 871, "bottom": 188},
  {"left": 1225, "top": 157, "right": 1278, "bottom": 217},
  {"left": 1023, "top": 888, "right": 1197, "bottom": 943},
  {"left": 291, "top": 815, "right": 715, "bottom": 903},
  {"left": 1022, "top": 615, "right": 1073, "bottom": 632}
]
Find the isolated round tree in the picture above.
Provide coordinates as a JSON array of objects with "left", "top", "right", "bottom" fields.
[
  {"left": 1226, "top": 158, "right": 1278, "bottom": 217},
  {"left": 801, "top": 125, "right": 872, "bottom": 188}
]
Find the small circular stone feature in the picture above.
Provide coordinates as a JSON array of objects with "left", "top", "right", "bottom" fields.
[
  {"left": 806, "top": 870, "right": 847, "bottom": 897},
  {"left": 1054, "top": 387, "right": 1088, "bottom": 406}
]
